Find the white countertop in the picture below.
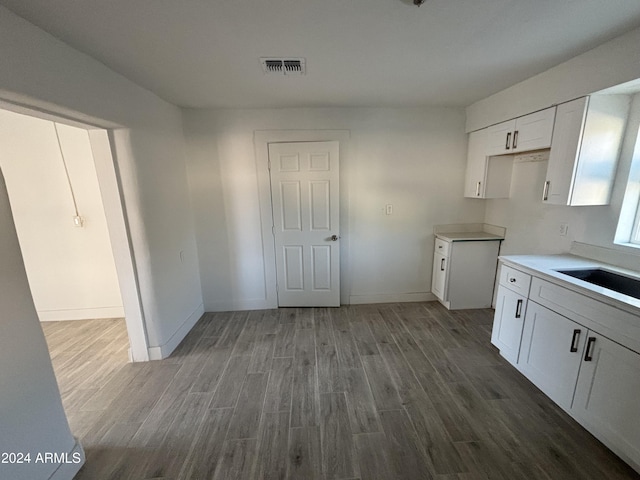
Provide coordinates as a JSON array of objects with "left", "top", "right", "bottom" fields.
[
  {"left": 436, "top": 232, "right": 504, "bottom": 242},
  {"left": 500, "top": 254, "right": 640, "bottom": 314}
]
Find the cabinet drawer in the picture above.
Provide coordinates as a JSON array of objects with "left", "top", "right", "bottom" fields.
[
  {"left": 499, "top": 265, "right": 531, "bottom": 295},
  {"left": 434, "top": 238, "right": 450, "bottom": 257}
]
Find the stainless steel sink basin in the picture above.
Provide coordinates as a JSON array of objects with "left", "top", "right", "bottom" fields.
[{"left": 556, "top": 268, "right": 640, "bottom": 300}]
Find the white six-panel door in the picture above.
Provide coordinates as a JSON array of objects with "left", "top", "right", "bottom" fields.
[{"left": 268, "top": 141, "right": 340, "bottom": 307}]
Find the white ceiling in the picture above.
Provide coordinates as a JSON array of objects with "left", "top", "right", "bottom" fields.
[{"left": 3, "top": 0, "right": 640, "bottom": 109}]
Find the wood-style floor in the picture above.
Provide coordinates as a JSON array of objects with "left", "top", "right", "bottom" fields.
[{"left": 42, "top": 303, "right": 640, "bottom": 480}]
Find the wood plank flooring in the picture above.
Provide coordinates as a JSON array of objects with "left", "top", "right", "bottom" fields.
[{"left": 42, "top": 303, "right": 640, "bottom": 480}]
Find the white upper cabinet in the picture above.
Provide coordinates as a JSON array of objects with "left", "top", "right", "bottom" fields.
[
  {"left": 486, "top": 107, "right": 556, "bottom": 156},
  {"left": 543, "top": 95, "right": 630, "bottom": 206},
  {"left": 486, "top": 120, "right": 516, "bottom": 156},
  {"left": 464, "top": 129, "right": 513, "bottom": 198},
  {"left": 514, "top": 108, "right": 557, "bottom": 152}
]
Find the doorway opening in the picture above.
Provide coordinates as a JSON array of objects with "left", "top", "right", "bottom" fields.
[{"left": 0, "top": 105, "right": 148, "bottom": 368}]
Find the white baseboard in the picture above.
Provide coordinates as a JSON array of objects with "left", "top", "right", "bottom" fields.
[
  {"left": 205, "top": 298, "right": 275, "bottom": 312},
  {"left": 148, "top": 302, "right": 205, "bottom": 360},
  {"left": 38, "top": 306, "right": 125, "bottom": 321},
  {"left": 47, "top": 437, "right": 84, "bottom": 480},
  {"left": 349, "top": 292, "right": 436, "bottom": 305},
  {"left": 207, "top": 294, "right": 436, "bottom": 309}
]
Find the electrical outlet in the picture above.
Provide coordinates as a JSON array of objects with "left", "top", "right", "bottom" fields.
[
  {"left": 560, "top": 223, "right": 569, "bottom": 236},
  {"left": 385, "top": 204, "right": 393, "bottom": 215}
]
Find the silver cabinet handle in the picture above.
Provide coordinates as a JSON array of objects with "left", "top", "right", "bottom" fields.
[
  {"left": 543, "top": 180, "right": 550, "bottom": 201},
  {"left": 505, "top": 132, "right": 511, "bottom": 150},
  {"left": 512, "top": 130, "right": 518, "bottom": 149},
  {"left": 440, "top": 258, "right": 445, "bottom": 271},
  {"left": 476, "top": 181, "right": 481, "bottom": 197},
  {"left": 515, "top": 299, "right": 523, "bottom": 318}
]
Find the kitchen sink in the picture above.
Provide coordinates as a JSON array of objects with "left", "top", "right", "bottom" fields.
[{"left": 556, "top": 268, "right": 640, "bottom": 300}]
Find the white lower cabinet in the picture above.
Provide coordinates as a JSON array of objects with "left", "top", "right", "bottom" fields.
[
  {"left": 432, "top": 238, "right": 501, "bottom": 310},
  {"left": 492, "top": 260, "right": 640, "bottom": 473},
  {"left": 517, "top": 302, "right": 586, "bottom": 410},
  {"left": 432, "top": 251, "right": 448, "bottom": 302},
  {"left": 571, "top": 333, "right": 640, "bottom": 472},
  {"left": 491, "top": 286, "right": 527, "bottom": 364}
]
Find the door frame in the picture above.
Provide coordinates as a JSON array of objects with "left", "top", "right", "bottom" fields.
[
  {"left": 0, "top": 98, "right": 150, "bottom": 361},
  {"left": 254, "top": 130, "right": 351, "bottom": 308}
]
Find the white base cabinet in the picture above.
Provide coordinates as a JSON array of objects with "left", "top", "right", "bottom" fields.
[
  {"left": 518, "top": 302, "right": 586, "bottom": 410},
  {"left": 432, "top": 237, "right": 501, "bottom": 310},
  {"left": 432, "top": 251, "right": 448, "bottom": 302},
  {"left": 491, "top": 265, "right": 530, "bottom": 364},
  {"left": 492, "top": 260, "right": 640, "bottom": 474},
  {"left": 571, "top": 333, "right": 640, "bottom": 472},
  {"left": 491, "top": 288, "right": 527, "bottom": 364}
]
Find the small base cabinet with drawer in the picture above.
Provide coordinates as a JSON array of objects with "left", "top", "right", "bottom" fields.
[
  {"left": 491, "top": 260, "right": 640, "bottom": 473},
  {"left": 432, "top": 237, "right": 501, "bottom": 310}
]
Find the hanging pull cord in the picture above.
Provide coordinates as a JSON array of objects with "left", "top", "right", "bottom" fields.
[{"left": 53, "top": 123, "right": 83, "bottom": 226}]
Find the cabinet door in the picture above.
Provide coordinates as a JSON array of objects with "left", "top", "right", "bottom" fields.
[
  {"left": 431, "top": 252, "right": 448, "bottom": 302},
  {"left": 486, "top": 119, "right": 516, "bottom": 156},
  {"left": 464, "top": 129, "right": 487, "bottom": 198},
  {"left": 512, "top": 107, "right": 555, "bottom": 152},
  {"left": 572, "top": 333, "right": 640, "bottom": 471},
  {"left": 568, "top": 95, "right": 630, "bottom": 206},
  {"left": 464, "top": 129, "right": 513, "bottom": 199},
  {"left": 518, "top": 302, "right": 586, "bottom": 410},
  {"left": 543, "top": 97, "right": 588, "bottom": 205},
  {"left": 491, "top": 286, "right": 527, "bottom": 364}
]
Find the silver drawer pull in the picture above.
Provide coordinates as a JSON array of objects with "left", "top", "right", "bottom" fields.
[{"left": 509, "top": 278, "right": 516, "bottom": 283}]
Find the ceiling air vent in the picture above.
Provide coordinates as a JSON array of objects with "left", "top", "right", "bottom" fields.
[{"left": 260, "top": 58, "right": 306, "bottom": 75}]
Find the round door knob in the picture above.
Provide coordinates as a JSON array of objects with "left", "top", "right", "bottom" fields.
[{"left": 330, "top": 235, "right": 339, "bottom": 241}]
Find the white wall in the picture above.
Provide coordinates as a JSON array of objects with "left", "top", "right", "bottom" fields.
[
  {"left": 184, "top": 107, "right": 486, "bottom": 309},
  {"left": 0, "top": 169, "right": 84, "bottom": 480},
  {"left": 0, "top": 109, "right": 124, "bottom": 321},
  {"left": 466, "top": 26, "right": 640, "bottom": 133},
  {"left": 0, "top": 7, "right": 203, "bottom": 357}
]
